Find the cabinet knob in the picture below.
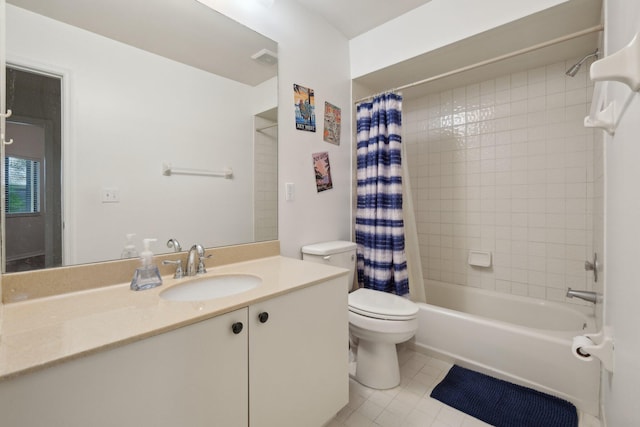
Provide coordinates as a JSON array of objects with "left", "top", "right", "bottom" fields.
[
  {"left": 231, "top": 322, "right": 244, "bottom": 334},
  {"left": 258, "top": 312, "right": 269, "bottom": 323}
]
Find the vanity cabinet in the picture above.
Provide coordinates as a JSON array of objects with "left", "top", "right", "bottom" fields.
[
  {"left": 0, "top": 308, "right": 249, "bottom": 426},
  {"left": 249, "top": 276, "right": 348, "bottom": 427},
  {"left": 0, "top": 277, "right": 348, "bottom": 427}
]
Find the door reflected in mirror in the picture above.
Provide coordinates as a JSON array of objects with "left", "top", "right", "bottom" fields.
[
  {"left": 5, "top": 68, "right": 62, "bottom": 272},
  {"left": 3, "top": 1, "right": 278, "bottom": 272}
]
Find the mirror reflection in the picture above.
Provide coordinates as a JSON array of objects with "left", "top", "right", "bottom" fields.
[{"left": 3, "top": 0, "right": 278, "bottom": 272}]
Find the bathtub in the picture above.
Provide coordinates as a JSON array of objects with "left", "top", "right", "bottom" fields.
[{"left": 413, "top": 280, "right": 600, "bottom": 416}]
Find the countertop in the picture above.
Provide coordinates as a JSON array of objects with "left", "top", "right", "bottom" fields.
[{"left": 0, "top": 256, "right": 348, "bottom": 380}]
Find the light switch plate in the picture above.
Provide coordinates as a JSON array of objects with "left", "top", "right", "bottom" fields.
[{"left": 285, "top": 182, "right": 295, "bottom": 201}]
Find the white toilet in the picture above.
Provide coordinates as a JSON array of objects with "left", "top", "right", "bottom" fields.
[{"left": 301, "top": 240, "right": 419, "bottom": 390}]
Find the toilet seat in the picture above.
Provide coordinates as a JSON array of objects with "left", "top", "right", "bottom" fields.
[{"left": 348, "top": 288, "right": 418, "bottom": 321}]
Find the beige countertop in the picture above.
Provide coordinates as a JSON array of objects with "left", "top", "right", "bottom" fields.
[{"left": 0, "top": 255, "right": 348, "bottom": 380}]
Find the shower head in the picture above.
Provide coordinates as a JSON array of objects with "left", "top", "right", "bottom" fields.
[{"left": 565, "top": 49, "right": 599, "bottom": 77}]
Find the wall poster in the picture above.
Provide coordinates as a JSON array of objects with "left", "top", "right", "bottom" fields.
[
  {"left": 294, "top": 83, "right": 316, "bottom": 132},
  {"left": 312, "top": 152, "right": 333, "bottom": 192},
  {"left": 323, "top": 102, "right": 341, "bottom": 145}
]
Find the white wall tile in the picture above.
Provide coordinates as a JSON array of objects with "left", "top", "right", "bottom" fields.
[
  {"left": 511, "top": 71, "right": 528, "bottom": 88},
  {"left": 405, "top": 56, "right": 597, "bottom": 304}
]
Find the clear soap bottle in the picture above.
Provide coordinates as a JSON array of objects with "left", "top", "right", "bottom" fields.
[
  {"left": 130, "top": 238, "right": 163, "bottom": 291},
  {"left": 121, "top": 233, "right": 139, "bottom": 259}
]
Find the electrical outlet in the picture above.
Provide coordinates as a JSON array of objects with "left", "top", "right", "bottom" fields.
[{"left": 101, "top": 188, "right": 120, "bottom": 203}]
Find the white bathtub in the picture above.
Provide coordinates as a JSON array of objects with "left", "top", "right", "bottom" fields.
[{"left": 413, "top": 280, "right": 600, "bottom": 416}]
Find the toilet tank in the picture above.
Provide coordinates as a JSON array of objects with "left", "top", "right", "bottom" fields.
[{"left": 301, "top": 241, "right": 357, "bottom": 291}]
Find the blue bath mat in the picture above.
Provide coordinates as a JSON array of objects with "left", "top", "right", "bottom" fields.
[{"left": 431, "top": 365, "right": 578, "bottom": 427}]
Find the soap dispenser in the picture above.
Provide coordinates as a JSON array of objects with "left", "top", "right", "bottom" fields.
[
  {"left": 130, "top": 238, "right": 163, "bottom": 291},
  {"left": 121, "top": 233, "right": 139, "bottom": 259}
]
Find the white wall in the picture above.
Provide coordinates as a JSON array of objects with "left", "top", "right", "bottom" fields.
[
  {"left": 349, "top": 0, "right": 570, "bottom": 79},
  {"left": 7, "top": 5, "right": 264, "bottom": 264},
  {"left": 198, "top": 0, "right": 353, "bottom": 258},
  {"left": 251, "top": 76, "right": 278, "bottom": 116},
  {"left": 404, "top": 57, "right": 598, "bottom": 304},
  {"left": 601, "top": 0, "right": 640, "bottom": 425}
]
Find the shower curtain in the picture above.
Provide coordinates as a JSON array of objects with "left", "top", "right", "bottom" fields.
[{"left": 355, "top": 92, "right": 409, "bottom": 296}]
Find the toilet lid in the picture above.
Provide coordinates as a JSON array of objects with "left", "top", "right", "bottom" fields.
[{"left": 348, "top": 288, "right": 419, "bottom": 320}]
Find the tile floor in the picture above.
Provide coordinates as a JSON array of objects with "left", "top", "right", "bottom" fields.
[{"left": 326, "top": 345, "right": 601, "bottom": 427}]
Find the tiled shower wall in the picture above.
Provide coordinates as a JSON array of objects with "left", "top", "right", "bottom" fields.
[
  {"left": 253, "top": 116, "right": 278, "bottom": 242},
  {"left": 403, "top": 57, "right": 602, "bottom": 304}
]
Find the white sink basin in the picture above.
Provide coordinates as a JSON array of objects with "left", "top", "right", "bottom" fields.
[{"left": 160, "top": 274, "right": 262, "bottom": 302}]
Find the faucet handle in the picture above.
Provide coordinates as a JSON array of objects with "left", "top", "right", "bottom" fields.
[
  {"left": 163, "top": 259, "right": 184, "bottom": 279},
  {"left": 584, "top": 253, "right": 599, "bottom": 282},
  {"left": 197, "top": 254, "right": 212, "bottom": 275}
]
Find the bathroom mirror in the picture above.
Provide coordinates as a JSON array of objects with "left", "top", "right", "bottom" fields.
[{"left": 2, "top": 0, "right": 278, "bottom": 272}]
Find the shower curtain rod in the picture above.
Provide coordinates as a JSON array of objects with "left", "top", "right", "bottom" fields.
[{"left": 354, "top": 24, "right": 604, "bottom": 104}]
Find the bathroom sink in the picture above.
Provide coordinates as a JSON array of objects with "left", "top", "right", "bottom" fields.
[{"left": 160, "top": 274, "right": 262, "bottom": 302}]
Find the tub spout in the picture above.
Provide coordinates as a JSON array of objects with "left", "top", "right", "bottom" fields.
[{"left": 566, "top": 288, "right": 599, "bottom": 304}]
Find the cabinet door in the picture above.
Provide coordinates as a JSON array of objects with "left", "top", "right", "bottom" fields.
[
  {"left": 249, "top": 277, "right": 349, "bottom": 427},
  {"left": 0, "top": 308, "right": 249, "bottom": 427}
]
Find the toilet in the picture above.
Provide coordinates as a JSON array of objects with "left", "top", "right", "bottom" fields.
[{"left": 301, "top": 240, "right": 419, "bottom": 390}]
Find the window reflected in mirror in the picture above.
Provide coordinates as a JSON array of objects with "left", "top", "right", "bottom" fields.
[{"left": 4, "top": 67, "right": 62, "bottom": 272}]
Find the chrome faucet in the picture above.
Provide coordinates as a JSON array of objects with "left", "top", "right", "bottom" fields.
[
  {"left": 566, "top": 288, "right": 599, "bottom": 304},
  {"left": 166, "top": 238, "right": 182, "bottom": 252},
  {"left": 185, "top": 244, "right": 211, "bottom": 276}
]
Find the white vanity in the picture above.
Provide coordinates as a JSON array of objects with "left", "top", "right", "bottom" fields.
[{"left": 0, "top": 255, "right": 349, "bottom": 427}]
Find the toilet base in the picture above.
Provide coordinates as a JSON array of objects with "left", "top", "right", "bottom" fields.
[{"left": 354, "top": 339, "right": 400, "bottom": 390}]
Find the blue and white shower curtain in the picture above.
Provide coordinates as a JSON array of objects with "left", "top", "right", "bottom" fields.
[{"left": 355, "top": 92, "right": 409, "bottom": 296}]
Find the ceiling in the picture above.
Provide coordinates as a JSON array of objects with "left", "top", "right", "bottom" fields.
[
  {"left": 8, "top": 0, "right": 603, "bottom": 98},
  {"left": 7, "top": 0, "right": 433, "bottom": 88},
  {"left": 7, "top": 0, "right": 278, "bottom": 86},
  {"left": 352, "top": 0, "right": 604, "bottom": 99},
  {"left": 293, "top": 0, "right": 433, "bottom": 39}
]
